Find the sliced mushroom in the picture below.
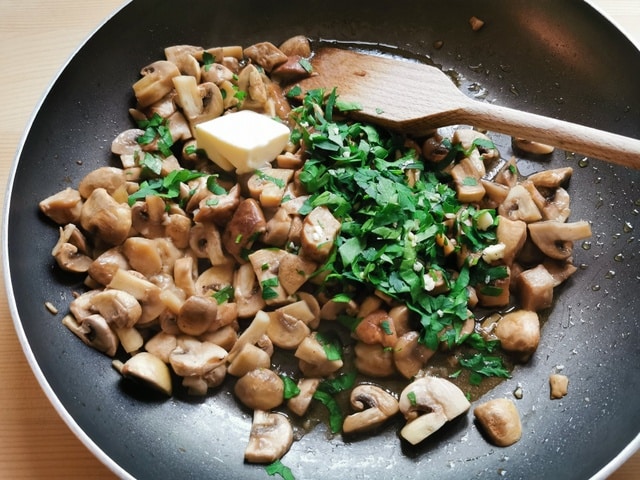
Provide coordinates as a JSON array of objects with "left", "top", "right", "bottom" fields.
[
  {"left": 91, "top": 289, "right": 142, "bottom": 329},
  {"left": 227, "top": 343, "right": 271, "bottom": 377},
  {"left": 164, "top": 45, "right": 202, "bottom": 82},
  {"left": 528, "top": 220, "right": 591, "bottom": 260},
  {"left": 133, "top": 60, "right": 181, "bottom": 108},
  {"left": 144, "top": 331, "right": 178, "bottom": 363},
  {"left": 393, "top": 331, "right": 436, "bottom": 379},
  {"left": 353, "top": 341, "right": 396, "bottom": 378},
  {"left": 169, "top": 336, "right": 227, "bottom": 377},
  {"left": 195, "top": 265, "right": 234, "bottom": 297},
  {"left": 233, "top": 263, "right": 266, "bottom": 318},
  {"left": 528, "top": 167, "right": 573, "bottom": 188},
  {"left": 244, "top": 42, "right": 288, "bottom": 73},
  {"left": 131, "top": 195, "right": 166, "bottom": 239},
  {"left": 279, "top": 35, "right": 312, "bottom": 58},
  {"left": 496, "top": 216, "right": 527, "bottom": 266},
  {"left": 450, "top": 156, "right": 486, "bottom": 203},
  {"left": 295, "top": 333, "right": 344, "bottom": 377},
  {"left": 122, "top": 237, "right": 163, "bottom": 277},
  {"left": 494, "top": 310, "right": 540, "bottom": 362},
  {"left": 343, "top": 384, "right": 400, "bottom": 434},
  {"left": 193, "top": 183, "right": 241, "bottom": 225},
  {"left": 227, "top": 310, "right": 271, "bottom": 362},
  {"left": 234, "top": 368, "right": 284, "bottom": 411},
  {"left": 549, "top": 374, "right": 569, "bottom": 399},
  {"left": 287, "top": 377, "right": 320, "bottom": 416},
  {"left": 62, "top": 313, "right": 119, "bottom": 357},
  {"left": 88, "top": 247, "right": 129, "bottom": 286},
  {"left": 248, "top": 248, "right": 289, "bottom": 305},
  {"left": 355, "top": 309, "right": 398, "bottom": 348},
  {"left": 474, "top": 398, "right": 522, "bottom": 447},
  {"left": 244, "top": 410, "right": 293, "bottom": 464},
  {"left": 223, "top": 198, "right": 267, "bottom": 262},
  {"left": 278, "top": 252, "right": 317, "bottom": 295},
  {"left": 52, "top": 226, "right": 93, "bottom": 273},
  {"left": 497, "top": 184, "right": 542, "bottom": 223},
  {"left": 80, "top": 188, "right": 132, "bottom": 246},
  {"left": 78, "top": 166, "right": 127, "bottom": 199},
  {"left": 120, "top": 351, "right": 173, "bottom": 396},
  {"left": 398, "top": 376, "right": 471, "bottom": 445},
  {"left": 177, "top": 295, "right": 218, "bottom": 336},
  {"left": 39, "top": 188, "right": 83, "bottom": 225},
  {"left": 512, "top": 138, "right": 555, "bottom": 156}
]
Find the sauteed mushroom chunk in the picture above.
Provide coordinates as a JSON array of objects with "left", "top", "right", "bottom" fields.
[
  {"left": 287, "top": 377, "right": 320, "bottom": 416},
  {"left": 494, "top": 310, "right": 540, "bottom": 362},
  {"left": 474, "top": 398, "right": 522, "bottom": 447},
  {"left": 549, "top": 373, "right": 569, "bottom": 399},
  {"left": 399, "top": 376, "right": 471, "bottom": 445},
  {"left": 343, "top": 384, "right": 400, "bottom": 434},
  {"left": 300, "top": 206, "right": 341, "bottom": 262},
  {"left": 120, "top": 351, "right": 173, "bottom": 396},
  {"left": 133, "top": 60, "right": 181, "bottom": 108},
  {"left": 80, "top": 188, "right": 132, "bottom": 246},
  {"left": 234, "top": 368, "right": 284, "bottom": 411},
  {"left": 39, "top": 188, "right": 83, "bottom": 225},
  {"left": 245, "top": 410, "right": 293, "bottom": 464},
  {"left": 62, "top": 313, "right": 119, "bottom": 357}
]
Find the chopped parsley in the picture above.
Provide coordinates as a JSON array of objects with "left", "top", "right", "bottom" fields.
[
  {"left": 261, "top": 277, "right": 280, "bottom": 300},
  {"left": 279, "top": 375, "right": 301, "bottom": 400},
  {"left": 136, "top": 113, "right": 173, "bottom": 157},
  {"left": 265, "top": 460, "right": 295, "bottom": 480}
]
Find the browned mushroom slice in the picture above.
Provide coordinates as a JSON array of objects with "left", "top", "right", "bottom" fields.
[
  {"left": 177, "top": 295, "right": 218, "bottom": 336},
  {"left": 528, "top": 220, "right": 592, "bottom": 260},
  {"left": 450, "top": 157, "right": 486, "bottom": 203},
  {"left": 248, "top": 248, "right": 289, "bottom": 305},
  {"left": 111, "top": 129, "right": 145, "bottom": 156},
  {"left": 343, "top": 384, "right": 400, "bottom": 434},
  {"left": 515, "top": 264, "right": 556, "bottom": 312},
  {"left": 91, "top": 289, "right": 142, "bottom": 329},
  {"left": 62, "top": 313, "right": 119, "bottom": 357},
  {"left": 223, "top": 198, "right": 267, "bottom": 262},
  {"left": 497, "top": 184, "right": 542, "bottom": 223},
  {"left": 528, "top": 167, "right": 573, "bottom": 188},
  {"left": 80, "top": 188, "right": 132, "bottom": 246},
  {"left": 279, "top": 35, "right": 312, "bottom": 58},
  {"left": 39, "top": 188, "right": 84, "bottom": 225},
  {"left": 120, "top": 351, "right": 173, "bottom": 396},
  {"left": 496, "top": 215, "right": 527, "bottom": 266},
  {"left": 287, "top": 377, "right": 320, "bottom": 416},
  {"left": 474, "top": 398, "right": 522, "bottom": 446},
  {"left": 164, "top": 45, "right": 202, "bottom": 82},
  {"left": 133, "top": 60, "right": 181, "bottom": 108},
  {"left": 244, "top": 410, "right": 293, "bottom": 464},
  {"left": 234, "top": 368, "right": 284, "bottom": 411},
  {"left": 300, "top": 206, "right": 341, "bottom": 263},
  {"left": 353, "top": 342, "right": 395, "bottom": 378},
  {"left": 88, "top": 247, "right": 129, "bottom": 286},
  {"left": 78, "top": 166, "right": 127, "bottom": 199},
  {"left": 278, "top": 252, "right": 317, "bottom": 295},
  {"left": 233, "top": 263, "right": 266, "bottom": 318},
  {"left": 271, "top": 55, "right": 313, "bottom": 83},
  {"left": 246, "top": 168, "right": 294, "bottom": 208},
  {"left": 393, "top": 331, "right": 436, "bottom": 379},
  {"left": 542, "top": 258, "right": 578, "bottom": 287},
  {"left": 355, "top": 309, "right": 398, "bottom": 348},
  {"left": 193, "top": 183, "right": 241, "bottom": 225},
  {"left": 244, "top": 42, "right": 288, "bottom": 72},
  {"left": 295, "top": 332, "right": 344, "bottom": 377}
]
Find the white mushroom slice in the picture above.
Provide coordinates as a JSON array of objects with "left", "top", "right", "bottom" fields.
[
  {"left": 91, "top": 289, "right": 142, "bottom": 329},
  {"left": 300, "top": 206, "right": 341, "bottom": 263},
  {"left": 266, "top": 309, "right": 311, "bottom": 350},
  {"left": 528, "top": 220, "right": 592, "bottom": 260},
  {"left": 195, "top": 265, "right": 234, "bottom": 297},
  {"left": 343, "top": 385, "right": 400, "bottom": 434},
  {"left": 78, "top": 166, "right": 127, "bottom": 199},
  {"left": 39, "top": 187, "right": 83, "bottom": 225},
  {"left": 295, "top": 333, "right": 343, "bottom": 377},
  {"left": 234, "top": 368, "right": 284, "bottom": 411},
  {"left": 177, "top": 295, "right": 218, "bottom": 336},
  {"left": 122, "top": 237, "right": 163, "bottom": 277},
  {"left": 52, "top": 241, "right": 93, "bottom": 273},
  {"left": 496, "top": 215, "right": 527, "bottom": 266},
  {"left": 233, "top": 262, "right": 266, "bottom": 319},
  {"left": 474, "top": 398, "right": 522, "bottom": 447},
  {"left": 248, "top": 248, "right": 289, "bottom": 305},
  {"left": 393, "top": 331, "right": 436, "bottom": 379},
  {"left": 145, "top": 331, "right": 178, "bottom": 363},
  {"left": 528, "top": 167, "right": 573, "bottom": 188},
  {"left": 244, "top": 410, "right": 293, "bottom": 464},
  {"left": 80, "top": 188, "right": 132, "bottom": 246},
  {"left": 169, "top": 336, "right": 227, "bottom": 377},
  {"left": 111, "top": 128, "right": 145, "bottom": 156},
  {"left": 450, "top": 156, "right": 486, "bottom": 203},
  {"left": 62, "top": 313, "right": 119, "bottom": 357},
  {"left": 121, "top": 352, "right": 173, "bottom": 396},
  {"left": 512, "top": 137, "right": 555, "bottom": 155},
  {"left": 227, "top": 343, "right": 271, "bottom": 377},
  {"left": 398, "top": 376, "right": 471, "bottom": 445},
  {"left": 497, "top": 184, "right": 542, "bottom": 223},
  {"left": 287, "top": 378, "right": 321, "bottom": 416},
  {"left": 353, "top": 341, "right": 395, "bottom": 378},
  {"left": 227, "top": 310, "right": 270, "bottom": 362},
  {"left": 133, "top": 60, "right": 181, "bottom": 108}
]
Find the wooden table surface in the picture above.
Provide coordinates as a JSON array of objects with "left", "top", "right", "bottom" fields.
[{"left": 1, "top": 1, "right": 638, "bottom": 478}]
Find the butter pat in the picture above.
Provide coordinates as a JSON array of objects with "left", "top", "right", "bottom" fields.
[{"left": 195, "top": 110, "right": 290, "bottom": 173}]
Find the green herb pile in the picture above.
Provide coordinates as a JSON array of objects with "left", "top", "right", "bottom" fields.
[{"left": 288, "top": 87, "right": 510, "bottom": 382}]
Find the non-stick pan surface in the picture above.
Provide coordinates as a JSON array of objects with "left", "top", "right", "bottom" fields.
[{"left": 4, "top": 1, "right": 639, "bottom": 479}]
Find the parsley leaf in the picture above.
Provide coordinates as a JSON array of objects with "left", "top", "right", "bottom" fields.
[{"left": 265, "top": 460, "right": 296, "bottom": 480}]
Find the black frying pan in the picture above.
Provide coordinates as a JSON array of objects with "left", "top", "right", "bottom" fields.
[{"left": 4, "top": 1, "right": 639, "bottom": 479}]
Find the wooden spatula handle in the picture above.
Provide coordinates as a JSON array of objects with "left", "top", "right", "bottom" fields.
[{"left": 462, "top": 101, "right": 640, "bottom": 169}]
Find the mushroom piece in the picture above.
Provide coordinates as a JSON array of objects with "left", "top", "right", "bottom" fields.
[
  {"left": 355, "top": 309, "right": 398, "bottom": 348},
  {"left": 120, "top": 351, "right": 173, "bottom": 396},
  {"left": 343, "top": 384, "right": 400, "bottom": 434},
  {"left": 111, "top": 128, "right": 145, "bottom": 156},
  {"left": 494, "top": 310, "right": 540, "bottom": 362},
  {"left": 496, "top": 216, "right": 527, "bottom": 266},
  {"left": 287, "top": 378, "right": 321, "bottom": 416},
  {"left": 122, "top": 237, "right": 163, "bottom": 277},
  {"left": 528, "top": 220, "right": 592, "bottom": 260},
  {"left": 164, "top": 45, "right": 201, "bottom": 82},
  {"left": 549, "top": 374, "right": 569, "bottom": 399},
  {"left": 90, "top": 289, "right": 142, "bottom": 329},
  {"left": 528, "top": 167, "right": 573, "bottom": 188},
  {"left": 80, "top": 188, "right": 132, "bottom": 246},
  {"left": 497, "top": 184, "right": 542, "bottom": 223},
  {"left": 62, "top": 313, "right": 119, "bottom": 357},
  {"left": 144, "top": 331, "right": 178, "bottom": 363},
  {"left": 133, "top": 60, "right": 181, "bottom": 108},
  {"left": 512, "top": 138, "right": 555, "bottom": 156},
  {"left": 244, "top": 410, "right": 293, "bottom": 464},
  {"left": 51, "top": 226, "right": 93, "bottom": 273},
  {"left": 266, "top": 309, "right": 311, "bottom": 350},
  {"left": 515, "top": 264, "right": 556, "bottom": 312},
  {"left": 353, "top": 341, "right": 396, "bottom": 378},
  {"left": 78, "top": 166, "right": 127, "bottom": 199},
  {"left": 233, "top": 262, "right": 266, "bottom": 318},
  {"left": 227, "top": 310, "right": 270, "bottom": 362},
  {"left": 295, "top": 332, "right": 344, "bottom": 377},
  {"left": 223, "top": 198, "right": 267, "bottom": 262},
  {"left": 39, "top": 187, "right": 83, "bottom": 225},
  {"left": 300, "top": 206, "right": 341, "bottom": 263},
  {"left": 450, "top": 156, "right": 486, "bottom": 203},
  {"left": 168, "top": 336, "right": 227, "bottom": 377},
  {"left": 244, "top": 42, "right": 288, "bottom": 73},
  {"left": 473, "top": 398, "right": 522, "bottom": 447},
  {"left": 226, "top": 343, "right": 271, "bottom": 377},
  {"left": 393, "top": 331, "right": 436, "bottom": 379},
  {"left": 131, "top": 195, "right": 166, "bottom": 239},
  {"left": 398, "top": 376, "right": 471, "bottom": 445},
  {"left": 88, "top": 247, "right": 130, "bottom": 285},
  {"left": 234, "top": 368, "right": 284, "bottom": 411},
  {"left": 176, "top": 295, "right": 218, "bottom": 336},
  {"left": 248, "top": 248, "right": 289, "bottom": 305}
]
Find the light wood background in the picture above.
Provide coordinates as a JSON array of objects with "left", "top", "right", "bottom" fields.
[{"left": 0, "top": 1, "right": 638, "bottom": 478}]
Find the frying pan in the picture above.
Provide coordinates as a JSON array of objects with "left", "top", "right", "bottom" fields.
[{"left": 3, "top": 1, "right": 639, "bottom": 479}]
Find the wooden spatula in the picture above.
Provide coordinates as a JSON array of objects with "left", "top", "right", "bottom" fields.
[{"left": 296, "top": 47, "right": 640, "bottom": 169}]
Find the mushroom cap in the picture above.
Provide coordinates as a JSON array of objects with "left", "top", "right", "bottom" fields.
[
  {"left": 473, "top": 398, "right": 522, "bottom": 447},
  {"left": 233, "top": 368, "right": 284, "bottom": 411},
  {"left": 343, "top": 384, "right": 399, "bottom": 434},
  {"left": 176, "top": 295, "right": 218, "bottom": 336}
]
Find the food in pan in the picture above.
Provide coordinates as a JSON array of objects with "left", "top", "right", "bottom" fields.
[{"left": 39, "top": 35, "right": 592, "bottom": 469}]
